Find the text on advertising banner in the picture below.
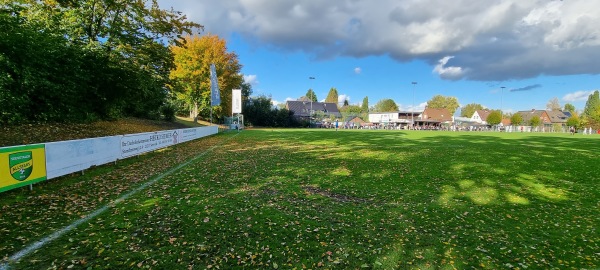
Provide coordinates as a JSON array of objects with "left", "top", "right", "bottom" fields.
[
  {"left": 0, "top": 144, "right": 47, "bottom": 192},
  {"left": 120, "top": 130, "right": 179, "bottom": 158}
]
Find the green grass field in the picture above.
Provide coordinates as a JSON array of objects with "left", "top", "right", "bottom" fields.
[{"left": 1, "top": 130, "right": 598, "bottom": 269}]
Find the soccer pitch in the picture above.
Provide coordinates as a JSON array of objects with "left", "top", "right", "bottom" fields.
[{"left": 1, "top": 130, "right": 598, "bottom": 269}]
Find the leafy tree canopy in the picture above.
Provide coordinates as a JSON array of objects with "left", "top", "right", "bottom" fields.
[
  {"left": 461, "top": 103, "right": 484, "bottom": 117},
  {"left": 1, "top": 1, "right": 200, "bottom": 124},
  {"left": 361, "top": 96, "right": 369, "bottom": 113},
  {"left": 563, "top": 103, "right": 576, "bottom": 113},
  {"left": 305, "top": 89, "right": 317, "bottom": 102},
  {"left": 340, "top": 105, "right": 362, "bottom": 114},
  {"left": 373, "top": 99, "right": 398, "bottom": 112},
  {"left": 243, "top": 95, "right": 299, "bottom": 127},
  {"left": 170, "top": 34, "right": 243, "bottom": 120},
  {"left": 486, "top": 110, "right": 502, "bottom": 126},
  {"left": 427, "top": 95, "right": 460, "bottom": 116},
  {"left": 325, "top": 88, "right": 339, "bottom": 104},
  {"left": 582, "top": 90, "right": 600, "bottom": 128},
  {"left": 19, "top": 0, "right": 201, "bottom": 49},
  {"left": 530, "top": 115, "right": 541, "bottom": 127},
  {"left": 510, "top": 113, "right": 523, "bottom": 126},
  {"left": 567, "top": 115, "right": 580, "bottom": 128}
]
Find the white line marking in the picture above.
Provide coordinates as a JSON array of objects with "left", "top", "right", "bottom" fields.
[{"left": 0, "top": 133, "right": 237, "bottom": 270}]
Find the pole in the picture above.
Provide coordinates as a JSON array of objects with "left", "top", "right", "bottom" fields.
[
  {"left": 500, "top": 86, "right": 505, "bottom": 116},
  {"left": 309, "top": 76, "right": 315, "bottom": 127},
  {"left": 412, "top": 82, "right": 417, "bottom": 129},
  {"left": 310, "top": 101, "right": 313, "bottom": 127}
]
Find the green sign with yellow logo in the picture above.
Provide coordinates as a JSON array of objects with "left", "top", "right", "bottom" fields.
[{"left": 0, "top": 144, "right": 47, "bottom": 193}]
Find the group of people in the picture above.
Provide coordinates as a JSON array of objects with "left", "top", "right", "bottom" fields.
[
  {"left": 581, "top": 127, "right": 596, "bottom": 135},
  {"left": 570, "top": 126, "right": 596, "bottom": 135}
]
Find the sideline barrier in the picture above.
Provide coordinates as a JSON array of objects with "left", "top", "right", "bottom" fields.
[{"left": 0, "top": 126, "right": 218, "bottom": 193}]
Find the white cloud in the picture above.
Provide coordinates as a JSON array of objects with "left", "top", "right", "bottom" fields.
[
  {"left": 243, "top": 74, "right": 259, "bottom": 85},
  {"left": 272, "top": 97, "right": 295, "bottom": 107},
  {"left": 354, "top": 67, "right": 361, "bottom": 74},
  {"left": 433, "top": 56, "right": 465, "bottom": 80},
  {"left": 415, "top": 102, "right": 428, "bottom": 112},
  {"left": 160, "top": 0, "right": 600, "bottom": 81},
  {"left": 399, "top": 102, "right": 428, "bottom": 112},
  {"left": 563, "top": 90, "right": 595, "bottom": 102},
  {"left": 338, "top": 94, "right": 350, "bottom": 104}
]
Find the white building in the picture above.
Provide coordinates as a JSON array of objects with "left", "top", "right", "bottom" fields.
[
  {"left": 470, "top": 109, "right": 492, "bottom": 124},
  {"left": 368, "top": 111, "right": 422, "bottom": 127}
]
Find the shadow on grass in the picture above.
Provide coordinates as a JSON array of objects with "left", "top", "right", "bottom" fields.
[
  {"left": 241, "top": 129, "right": 599, "bottom": 269},
  {"left": 2, "top": 129, "right": 598, "bottom": 269}
]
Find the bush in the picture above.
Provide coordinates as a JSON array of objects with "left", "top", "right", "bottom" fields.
[{"left": 160, "top": 104, "right": 177, "bottom": 122}]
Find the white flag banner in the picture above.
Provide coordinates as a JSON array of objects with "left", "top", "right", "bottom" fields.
[{"left": 232, "top": 89, "right": 242, "bottom": 114}]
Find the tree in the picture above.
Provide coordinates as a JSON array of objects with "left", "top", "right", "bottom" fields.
[
  {"left": 486, "top": 110, "right": 502, "bottom": 126},
  {"left": 20, "top": 0, "right": 200, "bottom": 50},
  {"left": 530, "top": 115, "right": 541, "bottom": 130},
  {"left": 343, "top": 99, "right": 349, "bottom": 107},
  {"left": 274, "top": 108, "right": 296, "bottom": 127},
  {"left": 373, "top": 99, "right": 398, "bottom": 112},
  {"left": 243, "top": 95, "right": 299, "bottom": 127},
  {"left": 567, "top": 115, "right": 580, "bottom": 128},
  {"left": 427, "top": 95, "right": 460, "bottom": 116},
  {"left": 511, "top": 113, "right": 523, "bottom": 126},
  {"left": 339, "top": 104, "right": 361, "bottom": 118},
  {"left": 564, "top": 103, "right": 576, "bottom": 113},
  {"left": 325, "top": 87, "right": 338, "bottom": 103},
  {"left": 361, "top": 96, "right": 369, "bottom": 113},
  {"left": 460, "top": 103, "right": 484, "bottom": 117},
  {"left": 582, "top": 90, "right": 600, "bottom": 128},
  {"left": 241, "top": 81, "right": 253, "bottom": 106},
  {"left": 546, "top": 97, "right": 561, "bottom": 111},
  {"left": 243, "top": 95, "right": 273, "bottom": 127},
  {"left": 170, "top": 34, "right": 243, "bottom": 121},
  {"left": 340, "top": 105, "right": 361, "bottom": 113},
  {"left": 0, "top": 1, "right": 201, "bottom": 124},
  {"left": 305, "top": 89, "right": 317, "bottom": 102}
]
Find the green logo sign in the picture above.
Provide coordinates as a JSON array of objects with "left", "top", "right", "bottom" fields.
[{"left": 9, "top": 151, "right": 33, "bottom": 181}]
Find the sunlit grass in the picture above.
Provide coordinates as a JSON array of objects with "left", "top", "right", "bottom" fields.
[{"left": 1, "top": 129, "right": 598, "bottom": 269}]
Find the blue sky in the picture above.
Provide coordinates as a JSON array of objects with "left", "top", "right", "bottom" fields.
[{"left": 158, "top": 0, "right": 600, "bottom": 115}]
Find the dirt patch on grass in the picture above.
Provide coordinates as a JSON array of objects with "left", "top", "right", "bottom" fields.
[{"left": 303, "top": 186, "right": 370, "bottom": 203}]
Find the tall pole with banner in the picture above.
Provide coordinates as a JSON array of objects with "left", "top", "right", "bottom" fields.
[
  {"left": 210, "top": 64, "right": 221, "bottom": 124},
  {"left": 232, "top": 89, "right": 242, "bottom": 131}
]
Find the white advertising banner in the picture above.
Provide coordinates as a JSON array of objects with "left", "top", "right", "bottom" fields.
[
  {"left": 178, "top": 126, "right": 218, "bottom": 143},
  {"left": 45, "top": 136, "right": 121, "bottom": 179},
  {"left": 199, "top": 125, "right": 218, "bottom": 138},
  {"left": 179, "top": 128, "right": 199, "bottom": 143},
  {"left": 1, "top": 126, "right": 218, "bottom": 193},
  {"left": 120, "top": 130, "right": 179, "bottom": 158},
  {"left": 232, "top": 89, "right": 242, "bottom": 114}
]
